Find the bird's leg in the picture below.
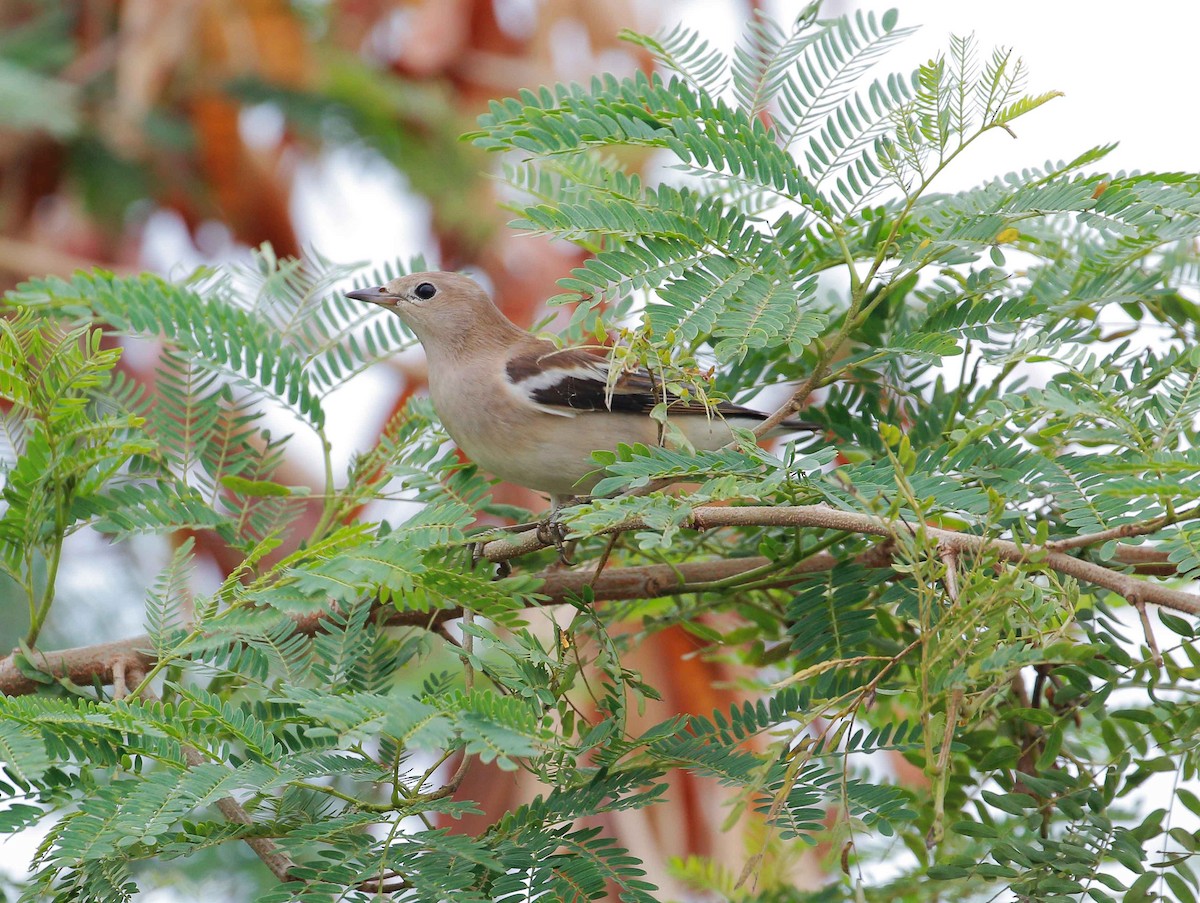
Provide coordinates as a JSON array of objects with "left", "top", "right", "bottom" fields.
[
  {"left": 468, "top": 542, "right": 512, "bottom": 579},
  {"left": 465, "top": 498, "right": 583, "bottom": 568},
  {"left": 467, "top": 532, "right": 514, "bottom": 580},
  {"left": 537, "top": 495, "right": 582, "bottom": 565},
  {"left": 466, "top": 506, "right": 570, "bottom": 576},
  {"left": 536, "top": 521, "right": 572, "bottom": 565}
]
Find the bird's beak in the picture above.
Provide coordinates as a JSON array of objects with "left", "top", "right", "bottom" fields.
[{"left": 346, "top": 286, "right": 398, "bottom": 307}]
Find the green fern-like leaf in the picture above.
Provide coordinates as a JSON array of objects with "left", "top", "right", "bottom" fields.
[
  {"left": 621, "top": 24, "right": 729, "bottom": 97},
  {"left": 10, "top": 271, "right": 325, "bottom": 426},
  {"left": 788, "top": 564, "right": 881, "bottom": 664}
]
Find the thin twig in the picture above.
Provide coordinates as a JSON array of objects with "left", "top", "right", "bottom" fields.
[
  {"left": 939, "top": 544, "right": 960, "bottom": 603},
  {"left": 1046, "top": 502, "right": 1200, "bottom": 552},
  {"left": 751, "top": 367, "right": 828, "bottom": 440},
  {"left": 111, "top": 659, "right": 130, "bottom": 700},
  {"left": 140, "top": 688, "right": 299, "bottom": 884},
  {"left": 586, "top": 533, "right": 620, "bottom": 589},
  {"left": 423, "top": 605, "right": 477, "bottom": 802},
  {"left": 927, "top": 687, "right": 964, "bottom": 849},
  {"left": 1136, "top": 603, "right": 1163, "bottom": 668}
]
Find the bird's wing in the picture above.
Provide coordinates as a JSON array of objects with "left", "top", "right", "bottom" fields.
[
  {"left": 504, "top": 342, "right": 791, "bottom": 421},
  {"left": 504, "top": 344, "right": 668, "bottom": 417}
]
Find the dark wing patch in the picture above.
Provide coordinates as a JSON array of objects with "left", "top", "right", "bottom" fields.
[
  {"left": 507, "top": 346, "right": 662, "bottom": 414},
  {"left": 708, "top": 399, "right": 822, "bottom": 430},
  {"left": 506, "top": 343, "right": 821, "bottom": 429}
]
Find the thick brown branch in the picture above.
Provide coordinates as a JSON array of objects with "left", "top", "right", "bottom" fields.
[
  {"left": 5, "top": 502, "right": 1193, "bottom": 699},
  {"left": 0, "top": 638, "right": 157, "bottom": 697},
  {"left": 1111, "top": 545, "right": 1177, "bottom": 576},
  {"left": 211, "top": 794, "right": 298, "bottom": 884},
  {"left": 1, "top": 553, "right": 853, "bottom": 696},
  {"left": 481, "top": 505, "right": 1200, "bottom": 615}
]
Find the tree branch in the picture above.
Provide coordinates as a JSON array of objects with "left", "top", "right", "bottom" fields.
[
  {"left": 1112, "top": 544, "right": 1177, "bottom": 576},
  {"left": 140, "top": 688, "right": 300, "bottom": 885},
  {"left": 0, "top": 638, "right": 158, "bottom": 698},
  {"left": 0, "top": 552, "right": 856, "bottom": 696},
  {"left": 481, "top": 504, "right": 1200, "bottom": 615},
  {"left": 5, "top": 502, "right": 1194, "bottom": 698},
  {"left": 1046, "top": 502, "right": 1200, "bottom": 552},
  {"left": 752, "top": 366, "right": 827, "bottom": 439}
]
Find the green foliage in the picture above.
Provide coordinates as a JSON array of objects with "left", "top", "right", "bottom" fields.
[{"left": 3, "top": 7, "right": 1200, "bottom": 903}]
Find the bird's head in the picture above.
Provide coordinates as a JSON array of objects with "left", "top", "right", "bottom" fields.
[{"left": 346, "top": 271, "right": 520, "bottom": 353}]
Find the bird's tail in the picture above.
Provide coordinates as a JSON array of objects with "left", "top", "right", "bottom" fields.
[{"left": 778, "top": 416, "right": 822, "bottom": 432}]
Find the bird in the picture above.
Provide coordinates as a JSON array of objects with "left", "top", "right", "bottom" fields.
[{"left": 346, "top": 272, "right": 820, "bottom": 514}]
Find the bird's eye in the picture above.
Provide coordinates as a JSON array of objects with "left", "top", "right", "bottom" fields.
[{"left": 414, "top": 282, "right": 437, "bottom": 300}]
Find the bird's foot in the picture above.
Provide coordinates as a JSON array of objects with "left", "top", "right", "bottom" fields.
[
  {"left": 536, "top": 519, "right": 573, "bottom": 566},
  {"left": 468, "top": 540, "right": 512, "bottom": 580},
  {"left": 538, "top": 495, "right": 588, "bottom": 566}
]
